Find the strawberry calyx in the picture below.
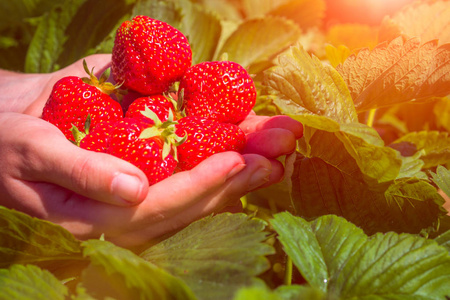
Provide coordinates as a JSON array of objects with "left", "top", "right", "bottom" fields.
[
  {"left": 139, "top": 106, "right": 186, "bottom": 161},
  {"left": 70, "top": 114, "right": 92, "bottom": 146},
  {"left": 81, "top": 59, "right": 127, "bottom": 101}
]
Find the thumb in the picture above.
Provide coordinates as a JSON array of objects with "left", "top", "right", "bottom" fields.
[{"left": 28, "top": 134, "right": 149, "bottom": 206}]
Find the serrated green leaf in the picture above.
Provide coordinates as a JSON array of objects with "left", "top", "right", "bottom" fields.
[
  {"left": 0, "top": 264, "right": 67, "bottom": 300},
  {"left": 391, "top": 131, "right": 450, "bottom": 169},
  {"left": 291, "top": 157, "right": 446, "bottom": 235},
  {"left": 395, "top": 151, "right": 427, "bottom": 179},
  {"left": 0, "top": 206, "right": 83, "bottom": 268},
  {"left": 291, "top": 115, "right": 402, "bottom": 184},
  {"left": 435, "top": 229, "right": 450, "bottom": 253},
  {"left": 81, "top": 239, "right": 197, "bottom": 300},
  {"left": 264, "top": 44, "right": 358, "bottom": 124},
  {"left": 337, "top": 37, "right": 450, "bottom": 112},
  {"left": 25, "top": 0, "right": 87, "bottom": 73},
  {"left": 431, "top": 165, "right": 450, "bottom": 199},
  {"left": 140, "top": 213, "right": 274, "bottom": 300},
  {"left": 271, "top": 213, "right": 450, "bottom": 299},
  {"left": 217, "top": 16, "right": 301, "bottom": 69}
]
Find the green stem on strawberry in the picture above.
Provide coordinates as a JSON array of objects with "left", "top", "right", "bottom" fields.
[
  {"left": 70, "top": 114, "right": 92, "bottom": 146},
  {"left": 81, "top": 59, "right": 127, "bottom": 102},
  {"left": 139, "top": 106, "right": 186, "bottom": 161}
]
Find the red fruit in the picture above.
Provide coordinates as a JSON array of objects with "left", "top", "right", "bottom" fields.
[
  {"left": 111, "top": 15, "right": 192, "bottom": 95},
  {"left": 107, "top": 112, "right": 184, "bottom": 186},
  {"left": 125, "top": 94, "right": 176, "bottom": 123},
  {"left": 175, "top": 116, "right": 246, "bottom": 171},
  {"left": 42, "top": 61, "right": 123, "bottom": 141},
  {"left": 79, "top": 120, "right": 117, "bottom": 153},
  {"left": 178, "top": 60, "right": 257, "bottom": 124}
]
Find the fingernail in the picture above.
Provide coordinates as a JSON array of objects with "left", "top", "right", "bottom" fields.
[
  {"left": 111, "top": 173, "right": 144, "bottom": 204},
  {"left": 226, "top": 163, "right": 246, "bottom": 180},
  {"left": 248, "top": 168, "right": 271, "bottom": 191}
]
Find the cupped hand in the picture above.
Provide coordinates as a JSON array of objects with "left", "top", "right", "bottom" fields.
[{"left": 0, "top": 54, "right": 303, "bottom": 248}]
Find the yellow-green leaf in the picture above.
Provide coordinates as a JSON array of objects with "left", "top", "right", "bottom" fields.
[
  {"left": 217, "top": 16, "right": 301, "bottom": 69},
  {"left": 265, "top": 44, "right": 358, "bottom": 123},
  {"left": 390, "top": 131, "right": 450, "bottom": 169},
  {"left": 325, "top": 44, "right": 351, "bottom": 68},
  {"left": 337, "top": 37, "right": 450, "bottom": 112},
  {"left": 242, "top": 0, "right": 325, "bottom": 30},
  {"left": 379, "top": 0, "right": 450, "bottom": 45}
]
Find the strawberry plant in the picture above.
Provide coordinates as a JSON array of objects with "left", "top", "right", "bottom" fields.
[{"left": 1, "top": 0, "right": 450, "bottom": 299}]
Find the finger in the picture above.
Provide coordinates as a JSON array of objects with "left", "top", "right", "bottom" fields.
[
  {"left": 134, "top": 151, "right": 247, "bottom": 221},
  {"left": 20, "top": 123, "right": 149, "bottom": 206},
  {"left": 244, "top": 128, "right": 297, "bottom": 158},
  {"left": 39, "top": 151, "right": 247, "bottom": 242},
  {"left": 107, "top": 154, "right": 283, "bottom": 247},
  {"left": 240, "top": 114, "right": 303, "bottom": 138}
]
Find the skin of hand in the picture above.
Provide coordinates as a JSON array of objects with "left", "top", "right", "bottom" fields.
[{"left": 0, "top": 54, "right": 303, "bottom": 248}]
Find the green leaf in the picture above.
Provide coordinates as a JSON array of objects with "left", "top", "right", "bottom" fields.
[
  {"left": 25, "top": 0, "right": 87, "bottom": 73},
  {"left": 81, "top": 239, "right": 197, "bottom": 300},
  {"left": 291, "top": 156, "right": 446, "bottom": 235},
  {"left": 217, "top": 16, "right": 301, "bottom": 69},
  {"left": 395, "top": 151, "right": 427, "bottom": 180},
  {"left": 133, "top": 0, "right": 222, "bottom": 64},
  {"left": 132, "top": 0, "right": 182, "bottom": 28},
  {"left": 337, "top": 37, "right": 450, "bottom": 112},
  {"left": 58, "top": 0, "right": 135, "bottom": 66},
  {"left": 0, "top": 206, "right": 83, "bottom": 268},
  {"left": 232, "top": 284, "right": 326, "bottom": 300},
  {"left": 176, "top": 0, "right": 222, "bottom": 64},
  {"left": 391, "top": 131, "right": 450, "bottom": 169},
  {"left": 0, "top": 264, "right": 68, "bottom": 300},
  {"left": 232, "top": 285, "right": 281, "bottom": 300},
  {"left": 264, "top": 44, "right": 358, "bottom": 124},
  {"left": 431, "top": 165, "right": 450, "bottom": 199},
  {"left": 292, "top": 115, "right": 402, "bottom": 185},
  {"left": 271, "top": 213, "right": 450, "bottom": 299},
  {"left": 435, "top": 229, "right": 450, "bottom": 253},
  {"left": 242, "top": 0, "right": 326, "bottom": 30},
  {"left": 140, "top": 213, "right": 274, "bottom": 300}
]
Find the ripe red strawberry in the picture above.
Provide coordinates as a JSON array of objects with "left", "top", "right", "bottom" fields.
[
  {"left": 178, "top": 60, "right": 257, "bottom": 124},
  {"left": 125, "top": 94, "right": 176, "bottom": 123},
  {"left": 111, "top": 15, "right": 192, "bottom": 95},
  {"left": 107, "top": 110, "right": 184, "bottom": 186},
  {"left": 175, "top": 116, "right": 246, "bottom": 171},
  {"left": 79, "top": 120, "right": 117, "bottom": 153},
  {"left": 42, "top": 60, "right": 123, "bottom": 141}
]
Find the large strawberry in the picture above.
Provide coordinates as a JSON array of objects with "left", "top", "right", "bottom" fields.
[
  {"left": 178, "top": 60, "right": 257, "bottom": 124},
  {"left": 125, "top": 94, "right": 177, "bottom": 123},
  {"left": 111, "top": 15, "right": 192, "bottom": 95},
  {"left": 42, "top": 60, "right": 124, "bottom": 141},
  {"left": 78, "top": 119, "right": 117, "bottom": 153},
  {"left": 175, "top": 116, "right": 246, "bottom": 171},
  {"left": 107, "top": 109, "right": 184, "bottom": 185}
]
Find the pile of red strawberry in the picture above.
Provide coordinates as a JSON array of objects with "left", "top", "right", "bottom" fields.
[{"left": 41, "top": 15, "right": 257, "bottom": 186}]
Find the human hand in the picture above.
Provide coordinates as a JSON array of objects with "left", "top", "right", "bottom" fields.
[
  {"left": 0, "top": 110, "right": 301, "bottom": 247},
  {"left": 0, "top": 54, "right": 112, "bottom": 116},
  {"left": 0, "top": 54, "right": 303, "bottom": 248}
]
